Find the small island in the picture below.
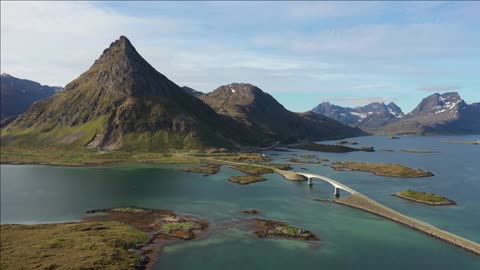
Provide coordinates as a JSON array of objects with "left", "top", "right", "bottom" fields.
[
  {"left": 332, "top": 162, "right": 434, "bottom": 177},
  {"left": 229, "top": 175, "right": 266, "bottom": 185},
  {"left": 441, "top": 140, "right": 480, "bottom": 145},
  {"left": 336, "top": 140, "right": 358, "bottom": 145},
  {"left": 184, "top": 165, "right": 220, "bottom": 174},
  {"left": 253, "top": 219, "right": 318, "bottom": 241},
  {"left": 288, "top": 158, "right": 322, "bottom": 164},
  {"left": 394, "top": 190, "right": 455, "bottom": 206},
  {"left": 400, "top": 149, "right": 437, "bottom": 153},
  {"left": 289, "top": 143, "right": 374, "bottom": 153}
]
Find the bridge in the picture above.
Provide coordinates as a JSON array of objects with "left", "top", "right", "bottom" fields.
[
  {"left": 205, "top": 157, "right": 480, "bottom": 255},
  {"left": 274, "top": 169, "right": 480, "bottom": 255},
  {"left": 295, "top": 172, "right": 357, "bottom": 196}
]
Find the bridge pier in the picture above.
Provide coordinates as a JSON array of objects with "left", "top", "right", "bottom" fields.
[
  {"left": 334, "top": 187, "right": 340, "bottom": 197},
  {"left": 307, "top": 177, "right": 312, "bottom": 185}
]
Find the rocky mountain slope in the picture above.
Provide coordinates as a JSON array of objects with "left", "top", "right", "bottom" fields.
[
  {"left": 181, "top": 86, "right": 204, "bottom": 98},
  {"left": 201, "top": 83, "right": 364, "bottom": 144},
  {"left": 381, "top": 92, "right": 480, "bottom": 135},
  {"left": 0, "top": 74, "right": 61, "bottom": 121},
  {"left": 1, "top": 36, "right": 255, "bottom": 151},
  {"left": 312, "top": 101, "right": 404, "bottom": 129},
  {"left": 312, "top": 92, "right": 479, "bottom": 135}
]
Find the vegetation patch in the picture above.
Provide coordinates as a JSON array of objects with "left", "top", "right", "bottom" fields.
[
  {"left": 231, "top": 164, "right": 274, "bottom": 174},
  {"left": 184, "top": 165, "right": 220, "bottom": 174},
  {"left": 111, "top": 207, "right": 148, "bottom": 213},
  {"left": 253, "top": 219, "right": 318, "bottom": 240},
  {"left": 289, "top": 143, "right": 374, "bottom": 153},
  {"left": 394, "top": 190, "right": 455, "bottom": 205},
  {"left": 162, "top": 222, "right": 194, "bottom": 231},
  {"left": 288, "top": 158, "right": 322, "bottom": 164},
  {"left": 0, "top": 222, "right": 149, "bottom": 270},
  {"left": 266, "top": 164, "right": 292, "bottom": 170},
  {"left": 332, "top": 162, "right": 434, "bottom": 178},
  {"left": 229, "top": 175, "right": 266, "bottom": 185}
]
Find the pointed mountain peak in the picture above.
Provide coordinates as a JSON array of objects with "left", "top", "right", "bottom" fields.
[{"left": 95, "top": 35, "right": 141, "bottom": 65}]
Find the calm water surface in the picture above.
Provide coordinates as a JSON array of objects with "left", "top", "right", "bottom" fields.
[{"left": 1, "top": 135, "right": 479, "bottom": 269}]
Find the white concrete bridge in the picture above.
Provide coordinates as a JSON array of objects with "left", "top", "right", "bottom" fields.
[{"left": 296, "top": 172, "right": 358, "bottom": 196}]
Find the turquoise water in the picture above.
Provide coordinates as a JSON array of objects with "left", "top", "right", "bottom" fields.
[{"left": 1, "top": 135, "right": 479, "bottom": 269}]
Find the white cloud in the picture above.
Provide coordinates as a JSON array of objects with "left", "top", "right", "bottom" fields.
[
  {"left": 252, "top": 23, "right": 476, "bottom": 58},
  {"left": 290, "top": 1, "right": 381, "bottom": 19},
  {"left": 325, "top": 96, "right": 397, "bottom": 105},
  {"left": 418, "top": 85, "right": 461, "bottom": 92},
  {"left": 0, "top": 1, "right": 189, "bottom": 86}
]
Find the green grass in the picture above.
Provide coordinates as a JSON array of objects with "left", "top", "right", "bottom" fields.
[
  {"left": 275, "top": 225, "right": 301, "bottom": 235},
  {"left": 162, "top": 222, "right": 194, "bottom": 230},
  {"left": 333, "top": 162, "right": 434, "bottom": 178},
  {"left": 0, "top": 222, "right": 149, "bottom": 270},
  {"left": 395, "top": 190, "right": 454, "bottom": 205}
]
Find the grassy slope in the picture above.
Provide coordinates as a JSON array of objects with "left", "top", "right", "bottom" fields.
[{"left": 0, "top": 222, "right": 148, "bottom": 270}]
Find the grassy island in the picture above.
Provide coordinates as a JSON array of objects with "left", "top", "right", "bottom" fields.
[
  {"left": 184, "top": 165, "right": 220, "bottom": 174},
  {"left": 229, "top": 175, "right": 266, "bottom": 185},
  {"left": 394, "top": 190, "right": 455, "bottom": 205},
  {"left": 289, "top": 143, "right": 374, "bottom": 153},
  {"left": 288, "top": 158, "right": 322, "bottom": 164},
  {"left": 253, "top": 219, "right": 318, "bottom": 240},
  {"left": 332, "top": 162, "right": 434, "bottom": 177},
  {"left": 0, "top": 222, "right": 149, "bottom": 270}
]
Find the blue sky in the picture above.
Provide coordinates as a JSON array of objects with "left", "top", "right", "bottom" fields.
[{"left": 1, "top": 1, "right": 479, "bottom": 112}]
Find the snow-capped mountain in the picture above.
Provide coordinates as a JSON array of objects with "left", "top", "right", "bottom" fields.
[
  {"left": 382, "top": 92, "right": 480, "bottom": 135},
  {"left": 312, "top": 92, "right": 479, "bottom": 135},
  {"left": 311, "top": 101, "right": 404, "bottom": 128}
]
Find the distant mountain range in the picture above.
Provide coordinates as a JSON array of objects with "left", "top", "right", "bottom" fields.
[
  {"left": 0, "top": 73, "right": 62, "bottom": 125},
  {"left": 1, "top": 36, "right": 362, "bottom": 152},
  {"left": 311, "top": 92, "right": 480, "bottom": 135},
  {"left": 200, "top": 83, "right": 363, "bottom": 144}
]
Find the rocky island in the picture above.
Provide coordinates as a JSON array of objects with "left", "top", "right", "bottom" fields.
[
  {"left": 394, "top": 190, "right": 455, "bottom": 205},
  {"left": 332, "top": 162, "right": 434, "bottom": 177},
  {"left": 253, "top": 219, "right": 318, "bottom": 241},
  {"left": 229, "top": 175, "right": 266, "bottom": 185}
]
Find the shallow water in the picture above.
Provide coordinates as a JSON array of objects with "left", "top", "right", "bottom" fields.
[{"left": 1, "top": 135, "right": 479, "bottom": 269}]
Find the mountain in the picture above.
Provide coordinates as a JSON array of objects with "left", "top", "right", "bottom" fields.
[
  {"left": 0, "top": 73, "right": 61, "bottom": 121},
  {"left": 381, "top": 92, "right": 480, "bottom": 135},
  {"left": 311, "top": 101, "right": 404, "bottom": 129},
  {"left": 200, "top": 83, "right": 364, "bottom": 144},
  {"left": 2, "top": 36, "right": 255, "bottom": 151},
  {"left": 181, "top": 86, "right": 204, "bottom": 98}
]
